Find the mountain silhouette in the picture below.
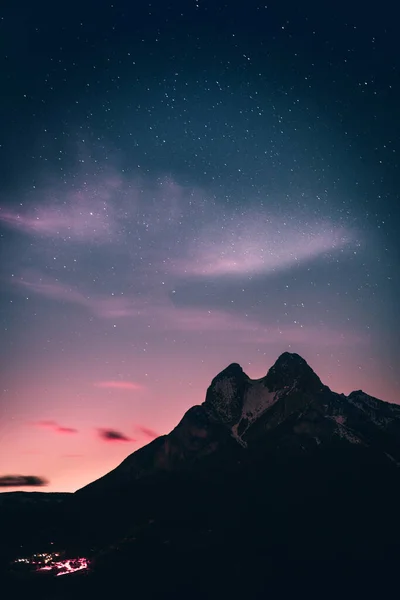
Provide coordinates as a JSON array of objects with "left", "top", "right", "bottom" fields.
[
  {"left": 2, "top": 353, "right": 400, "bottom": 598},
  {"left": 75, "top": 352, "right": 400, "bottom": 499}
]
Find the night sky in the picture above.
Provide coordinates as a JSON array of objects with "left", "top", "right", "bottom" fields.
[{"left": 0, "top": 0, "right": 399, "bottom": 492}]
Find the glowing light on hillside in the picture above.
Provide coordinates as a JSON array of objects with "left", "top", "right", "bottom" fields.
[
  {"left": 38, "top": 557, "right": 89, "bottom": 576},
  {"left": 13, "top": 552, "right": 90, "bottom": 576}
]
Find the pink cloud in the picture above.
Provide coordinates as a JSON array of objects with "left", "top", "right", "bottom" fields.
[
  {"left": 56, "top": 426, "right": 78, "bottom": 434},
  {"left": 135, "top": 426, "right": 160, "bottom": 440},
  {"left": 95, "top": 381, "right": 143, "bottom": 390},
  {"left": 0, "top": 205, "right": 113, "bottom": 242},
  {"left": 35, "top": 420, "right": 78, "bottom": 434}
]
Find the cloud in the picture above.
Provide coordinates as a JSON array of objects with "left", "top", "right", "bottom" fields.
[
  {"left": 95, "top": 381, "right": 143, "bottom": 391},
  {"left": 0, "top": 171, "right": 190, "bottom": 245},
  {"left": 3, "top": 168, "right": 363, "bottom": 359},
  {"left": 173, "top": 215, "right": 353, "bottom": 278},
  {"left": 0, "top": 475, "right": 48, "bottom": 488},
  {"left": 13, "top": 273, "right": 141, "bottom": 318},
  {"left": 56, "top": 426, "right": 78, "bottom": 434},
  {"left": 135, "top": 426, "right": 160, "bottom": 440},
  {"left": 14, "top": 271, "right": 365, "bottom": 350},
  {"left": 97, "top": 428, "right": 134, "bottom": 442},
  {"left": 0, "top": 176, "right": 123, "bottom": 243},
  {"left": 36, "top": 420, "right": 78, "bottom": 434}
]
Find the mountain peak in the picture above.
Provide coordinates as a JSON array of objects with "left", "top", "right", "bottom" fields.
[
  {"left": 348, "top": 389, "right": 365, "bottom": 398},
  {"left": 274, "top": 351, "right": 308, "bottom": 367},
  {"left": 203, "top": 363, "right": 249, "bottom": 426},
  {"left": 265, "top": 352, "right": 323, "bottom": 393},
  {"left": 220, "top": 362, "right": 244, "bottom": 375}
]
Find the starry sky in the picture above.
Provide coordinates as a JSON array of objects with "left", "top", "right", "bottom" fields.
[{"left": 0, "top": 0, "right": 399, "bottom": 492}]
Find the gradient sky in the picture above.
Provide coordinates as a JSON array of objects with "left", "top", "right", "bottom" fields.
[{"left": 0, "top": 0, "right": 399, "bottom": 492}]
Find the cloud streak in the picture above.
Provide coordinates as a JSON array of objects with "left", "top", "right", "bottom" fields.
[
  {"left": 36, "top": 420, "right": 78, "bottom": 434},
  {"left": 173, "top": 216, "right": 353, "bottom": 278},
  {"left": 2, "top": 168, "right": 365, "bottom": 377},
  {"left": 14, "top": 273, "right": 141, "bottom": 318},
  {"left": 0, "top": 475, "right": 48, "bottom": 488},
  {"left": 14, "top": 271, "right": 366, "bottom": 347},
  {"left": 0, "top": 175, "right": 124, "bottom": 242},
  {"left": 0, "top": 172, "right": 193, "bottom": 245},
  {"left": 135, "top": 426, "right": 160, "bottom": 440},
  {"left": 95, "top": 381, "right": 143, "bottom": 391},
  {"left": 97, "top": 428, "right": 134, "bottom": 442}
]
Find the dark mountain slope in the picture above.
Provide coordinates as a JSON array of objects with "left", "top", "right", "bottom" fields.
[{"left": 2, "top": 352, "right": 400, "bottom": 599}]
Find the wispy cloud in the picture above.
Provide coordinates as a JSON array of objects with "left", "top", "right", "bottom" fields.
[
  {"left": 97, "top": 428, "right": 134, "bottom": 442},
  {"left": 14, "top": 273, "right": 141, "bottom": 318},
  {"left": 0, "top": 475, "right": 48, "bottom": 488},
  {"left": 3, "top": 167, "right": 364, "bottom": 362},
  {"left": 0, "top": 176, "right": 123, "bottom": 243},
  {"left": 135, "top": 425, "right": 160, "bottom": 440},
  {"left": 94, "top": 381, "right": 143, "bottom": 391},
  {"left": 0, "top": 171, "right": 191, "bottom": 245},
  {"left": 173, "top": 216, "right": 353, "bottom": 278},
  {"left": 35, "top": 420, "right": 78, "bottom": 434},
  {"left": 11, "top": 269, "right": 365, "bottom": 349}
]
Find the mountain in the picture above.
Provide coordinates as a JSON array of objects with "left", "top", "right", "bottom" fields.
[
  {"left": 75, "top": 352, "right": 400, "bottom": 499},
  {"left": 3, "top": 352, "right": 400, "bottom": 598}
]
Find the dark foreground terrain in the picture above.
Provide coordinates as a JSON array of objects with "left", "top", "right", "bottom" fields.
[{"left": 2, "top": 353, "right": 400, "bottom": 599}]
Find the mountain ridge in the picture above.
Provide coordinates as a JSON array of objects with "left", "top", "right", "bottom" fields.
[{"left": 75, "top": 352, "right": 400, "bottom": 498}]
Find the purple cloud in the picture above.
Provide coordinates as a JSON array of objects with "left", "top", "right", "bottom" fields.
[
  {"left": 97, "top": 428, "right": 134, "bottom": 442},
  {"left": 0, "top": 174, "right": 125, "bottom": 243},
  {"left": 173, "top": 216, "right": 353, "bottom": 278},
  {"left": 0, "top": 171, "right": 191, "bottom": 245},
  {"left": 36, "top": 420, "right": 78, "bottom": 434}
]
